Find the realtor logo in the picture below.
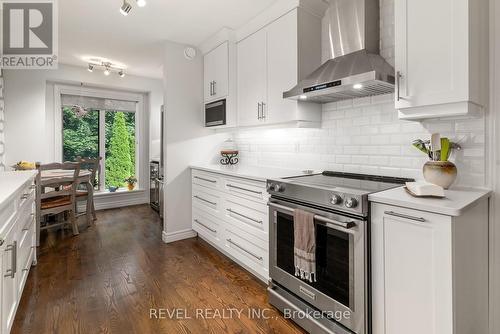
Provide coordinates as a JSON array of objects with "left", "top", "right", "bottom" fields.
[{"left": 1, "top": 0, "right": 58, "bottom": 69}]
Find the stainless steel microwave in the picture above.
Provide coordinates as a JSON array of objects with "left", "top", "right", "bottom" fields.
[{"left": 205, "top": 99, "right": 226, "bottom": 127}]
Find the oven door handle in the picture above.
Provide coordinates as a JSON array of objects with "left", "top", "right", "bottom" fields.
[{"left": 268, "top": 202, "right": 357, "bottom": 230}]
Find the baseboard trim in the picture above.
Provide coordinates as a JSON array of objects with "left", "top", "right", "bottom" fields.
[{"left": 162, "top": 229, "right": 197, "bottom": 243}]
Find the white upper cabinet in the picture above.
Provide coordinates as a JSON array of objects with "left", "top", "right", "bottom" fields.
[
  {"left": 395, "top": 0, "right": 488, "bottom": 120},
  {"left": 204, "top": 42, "right": 229, "bottom": 102},
  {"left": 237, "top": 8, "right": 323, "bottom": 127},
  {"left": 237, "top": 29, "right": 268, "bottom": 127}
]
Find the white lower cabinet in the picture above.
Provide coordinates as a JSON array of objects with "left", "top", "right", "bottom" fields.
[
  {"left": 0, "top": 173, "right": 37, "bottom": 334},
  {"left": 192, "top": 169, "right": 269, "bottom": 282},
  {"left": 371, "top": 200, "right": 489, "bottom": 334}
]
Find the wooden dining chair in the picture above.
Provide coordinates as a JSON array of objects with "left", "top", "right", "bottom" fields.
[
  {"left": 75, "top": 156, "right": 102, "bottom": 223},
  {"left": 35, "top": 162, "right": 81, "bottom": 246}
]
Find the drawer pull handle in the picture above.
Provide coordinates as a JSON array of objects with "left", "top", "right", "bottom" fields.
[
  {"left": 21, "top": 193, "right": 29, "bottom": 200},
  {"left": 226, "top": 209, "right": 263, "bottom": 224},
  {"left": 299, "top": 286, "right": 316, "bottom": 300},
  {"left": 22, "top": 268, "right": 29, "bottom": 272},
  {"left": 194, "top": 176, "right": 217, "bottom": 183},
  {"left": 4, "top": 241, "right": 17, "bottom": 278},
  {"left": 227, "top": 184, "right": 262, "bottom": 195},
  {"left": 227, "top": 238, "right": 263, "bottom": 261},
  {"left": 193, "top": 195, "right": 217, "bottom": 206},
  {"left": 194, "top": 219, "right": 217, "bottom": 233},
  {"left": 22, "top": 228, "right": 30, "bottom": 232},
  {"left": 384, "top": 211, "right": 426, "bottom": 222},
  {"left": 29, "top": 185, "right": 36, "bottom": 190}
]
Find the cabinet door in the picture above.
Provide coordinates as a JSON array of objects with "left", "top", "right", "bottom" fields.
[
  {"left": 203, "top": 48, "right": 216, "bottom": 102},
  {"left": 371, "top": 204, "right": 453, "bottom": 334},
  {"left": 212, "top": 42, "right": 229, "bottom": 100},
  {"left": 266, "top": 10, "right": 298, "bottom": 123},
  {"left": 237, "top": 29, "right": 267, "bottom": 126},
  {"left": 395, "top": 0, "right": 468, "bottom": 110},
  {"left": 2, "top": 226, "right": 18, "bottom": 334}
]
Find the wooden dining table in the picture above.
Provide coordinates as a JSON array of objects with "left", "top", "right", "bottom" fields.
[{"left": 39, "top": 169, "right": 94, "bottom": 225}]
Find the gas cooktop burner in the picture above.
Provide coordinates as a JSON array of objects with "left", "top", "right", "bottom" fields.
[{"left": 267, "top": 171, "right": 414, "bottom": 217}]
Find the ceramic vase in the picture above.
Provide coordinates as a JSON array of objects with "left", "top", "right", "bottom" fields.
[{"left": 423, "top": 161, "right": 457, "bottom": 189}]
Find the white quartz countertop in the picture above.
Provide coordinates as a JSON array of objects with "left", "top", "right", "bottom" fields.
[
  {"left": 190, "top": 164, "right": 313, "bottom": 181},
  {"left": 369, "top": 186, "right": 492, "bottom": 217},
  {"left": 0, "top": 171, "right": 37, "bottom": 209}
]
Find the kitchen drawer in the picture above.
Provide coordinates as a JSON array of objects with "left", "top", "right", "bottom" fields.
[
  {"left": 18, "top": 212, "right": 35, "bottom": 265},
  {"left": 192, "top": 170, "right": 222, "bottom": 190},
  {"left": 17, "top": 181, "right": 35, "bottom": 210},
  {"left": 17, "top": 244, "right": 34, "bottom": 296},
  {"left": 223, "top": 177, "right": 268, "bottom": 203},
  {"left": 223, "top": 226, "right": 268, "bottom": 280},
  {"left": 192, "top": 185, "right": 223, "bottom": 217},
  {"left": 192, "top": 209, "right": 221, "bottom": 246},
  {"left": 223, "top": 196, "right": 268, "bottom": 241}
]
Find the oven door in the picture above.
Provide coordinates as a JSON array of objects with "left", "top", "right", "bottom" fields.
[
  {"left": 205, "top": 99, "right": 226, "bottom": 127},
  {"left": 268, "top": 198, "right": 367, "bottom": 334}
]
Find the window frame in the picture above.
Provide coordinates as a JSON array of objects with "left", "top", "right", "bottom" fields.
[{"left": 55, "top": 84, "right": 145, "bottom": 193}]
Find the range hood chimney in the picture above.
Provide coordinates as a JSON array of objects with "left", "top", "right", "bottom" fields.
[{"left": 284, "top": 0, "right": 395, "bottom": 103}]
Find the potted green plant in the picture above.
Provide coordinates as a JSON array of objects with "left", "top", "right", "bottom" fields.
[
  {"left": 124, "top": 176, "right": 137, "bottom": 191},
  {"left": 412, "top": 136, "right": 461, "bottom": 189}
]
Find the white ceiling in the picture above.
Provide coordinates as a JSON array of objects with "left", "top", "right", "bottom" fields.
[{"left": 59, "top": 0, "right": 279, "bottom": 79}]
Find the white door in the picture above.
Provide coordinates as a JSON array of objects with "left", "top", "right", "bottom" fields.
[
  {"left": 237, "top": 29, "right": 267, "bottom": 126},
  {"left": 2, "top": 226, "right": 18, "bottom": 334},
  {"left": 371, "top": 204, "right": 453, "bottom": 334},
  {"left": 212, "top": 42, "right": 229, "bottom": 100},
  {"left": 266, "top": 10, "right": 298, "bottom": 124},
  {"left": 395, "top": 0, "right": 468, "bottom": 110}
]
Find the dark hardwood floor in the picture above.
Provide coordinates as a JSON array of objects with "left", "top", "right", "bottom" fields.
[{"left": 12, "top": 204, "right": 305, "bottom": 334}]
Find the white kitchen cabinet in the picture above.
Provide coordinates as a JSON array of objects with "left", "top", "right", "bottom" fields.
[
  {"left": 237, "top": 28, "right": 267, "bottom": 127},
  {"left": 371, "top": 200, "right": 489, "bottom": 334},
  {"left": 0, "top": 171, "right": 37, "bottom": 334},
  {"left": 395, "top": 0, "right": 488, "bottom": 120},
  {"left": 237, "top": 8, "right": 322, "bottom": 127},
  {"left": 204, "top": 42, "right": 229, "bottom": 102},
  {"left": 191, "top": 168, "right": 269, "bottom": 282},
  {"left": 1, "top": 223, "right": 18, "bottom": 334}
]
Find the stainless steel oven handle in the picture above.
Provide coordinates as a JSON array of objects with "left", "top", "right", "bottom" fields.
[
  {"left": 268, "top": 202, "right": 357, "bottom": 230},
  {"left": 193, "top": 195, "right": 217, "bottom": 206},
  {"left": 227, "top": 239, "right": 263, "bottom": 261},
  {"left": 227, "top": 208, "right": 263, "bottom": 224},
  {"left": 384, "top": 211, "right": 426, "bottom": 222}
]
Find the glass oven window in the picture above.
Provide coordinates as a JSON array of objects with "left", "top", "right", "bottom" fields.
[{"left": 276, "top": 211, "right": 351, "bottom": 308}]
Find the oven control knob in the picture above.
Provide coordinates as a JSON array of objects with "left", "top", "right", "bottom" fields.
[
  {"left": 269, "top": 183, "right": 284, "bottom": 192},
  {"left": 330, "top": 194, "right": 342, "bottom": 205},
  {"left": 345, "top": 197, "right": 358, "bottom": 208}
]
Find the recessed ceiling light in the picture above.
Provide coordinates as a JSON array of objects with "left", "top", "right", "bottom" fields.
[
  {"left": 353, "top": 83, "right": 363, "bottom": 90},
  {"left": 120, "top": 1, "right": 132, "bottom": 16},
  {"left": 88, "top": 64, "right": 94, "bottom": 72},
  {"left": 299, "top": 95, "right": 308, "bottom": 100},
  {"left": 104, "top": 66, "right": 111, "bottom": 76},
  {"left": 136, "top": 0, "right": 146, "bottom": 7},
  {"left": 118, "top": 70, "right": 125, "bottom": 78}
]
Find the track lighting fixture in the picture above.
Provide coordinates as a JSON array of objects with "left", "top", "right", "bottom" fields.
[
  {"left": 87, "top": 62, "right": 126, "bottom": 78},
  {"left": 136, "top": 0, "right": 146, "bottom": 7},
  {"left": 120, "top": 0, "right": 132, "bottom": 16}
]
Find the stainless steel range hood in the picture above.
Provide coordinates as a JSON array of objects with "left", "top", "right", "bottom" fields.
[{"left": 284, "top": 0, "right": 395, "bottom": 103}]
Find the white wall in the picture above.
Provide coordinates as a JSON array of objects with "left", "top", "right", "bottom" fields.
[
  {"left": 162, "top": 41, "right": 226, "bottom": 242},
  {"left": 3, "top": 63, "right": 163, "bottom": 166}
]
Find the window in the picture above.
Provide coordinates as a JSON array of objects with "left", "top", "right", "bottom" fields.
[{"left": 61, "top": 94, "right": 137, "bottom": 192}]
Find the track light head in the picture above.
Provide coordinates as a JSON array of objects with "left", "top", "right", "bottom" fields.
[
  {"left": 136, "top": 0, "right": 146, "bottom": 7},
  {"left": 118, "top": 70, "right": 125, "bottom": 78},
  {"left": 88, "top": 64, "right": 94, "bottom": 72},
  {"left": 120, "top": 1, "right": 132, "bottom": 16},
  {"left": 104, "top": 66, "right": 111, "bottom": 76}
]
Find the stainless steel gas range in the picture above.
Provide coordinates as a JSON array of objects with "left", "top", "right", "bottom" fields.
[{"left": 266, "top": 172, "right": 413, "bottom": 334}]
